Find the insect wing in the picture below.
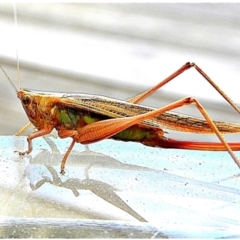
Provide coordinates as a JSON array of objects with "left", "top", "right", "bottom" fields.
[{"left": 60, "top": 94, "right": 161, "bottom": 128}]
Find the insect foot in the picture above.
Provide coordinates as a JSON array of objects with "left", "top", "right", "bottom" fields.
[
  {"left": 19, "top": 151, "right": 30, "bottom": 155},
  {"left": 60, "top": 169, "right": 65, "bottom": 176}
]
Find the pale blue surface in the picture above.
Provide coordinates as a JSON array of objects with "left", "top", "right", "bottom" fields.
[{"left": 0, "top": 136, "right": 239, "bottom": 238}]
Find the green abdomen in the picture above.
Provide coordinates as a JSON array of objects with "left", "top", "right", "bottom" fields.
[
  {"left": 56, "top": 106, "right": 162, "bottom": 146},
  {"left": 112, "top": 125, "right": 160, "bottom": 144}
]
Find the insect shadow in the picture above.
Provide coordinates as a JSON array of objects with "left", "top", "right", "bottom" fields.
[{"left": 23, "top": 137, "right": 151, "bottom": 222}]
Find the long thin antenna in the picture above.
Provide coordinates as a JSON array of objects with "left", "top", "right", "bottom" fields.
[
  {"left": 0, "top": 66, "right": 18, "bottom": 92},
  {"left": 13, "top": 2, "right": 21, "bottom": 89}
]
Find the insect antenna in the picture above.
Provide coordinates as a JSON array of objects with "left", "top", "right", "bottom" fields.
[
  {"left": 13, "top": 2, "right": 21, "bottom": 90},
  {"left": 0, "top": 3, "right": 20, "bottom": 93},
  {"left": 0, "top": 66, "right": 18, "bottom": 93}
]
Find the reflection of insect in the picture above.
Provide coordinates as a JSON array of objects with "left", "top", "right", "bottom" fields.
[{"left": 1, "top": 62, "right": 240, "bottom": 175}]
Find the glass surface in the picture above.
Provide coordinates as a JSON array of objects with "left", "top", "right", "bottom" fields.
[{"left": 0, "top": 136, "right": 239, "bottom": 238}]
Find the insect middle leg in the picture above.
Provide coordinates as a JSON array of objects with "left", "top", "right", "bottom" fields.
[
  {"left": 60, "top": 138, "right": 76, "bottom": 175},
  {"left": 58, "top": 129, "right": 78, "bottom": 175}
]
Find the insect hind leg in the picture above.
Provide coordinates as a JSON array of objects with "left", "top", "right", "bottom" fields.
[
  {"left": 127, "top": 62, "right": 240, "bottom": 118},
  {"left": 170, "top": 96, "right": 240, "bottom": 169},
  {"left": 77, "top": 96, "right": 240, "bottom": 169}
]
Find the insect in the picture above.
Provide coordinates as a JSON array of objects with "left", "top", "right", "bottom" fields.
[{"left": 1, "top": 62, "right": 240, "bottom": 175}]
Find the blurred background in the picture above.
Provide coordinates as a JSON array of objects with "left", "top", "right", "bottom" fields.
[{"left": 1, "top": 3, "right": 240, "bottom": 137}]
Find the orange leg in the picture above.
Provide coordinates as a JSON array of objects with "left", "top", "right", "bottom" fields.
[
  {"left": 127, "top": 62, "right": 192, "bottom": 103},
  {"left": 74, "top": 96, "right": 240, "bottom": 169},
  {"left": 18, "top": 127, "right": 53, "bottom": 155},
  {"left": 128, "top": 62, "right": 240, "bottom": 116},
  {"left": 58, "top": 129, "right": 78, "bottom": 175},
  {"left": 60, "top": 138, "right": 76, "bottom": 175}
]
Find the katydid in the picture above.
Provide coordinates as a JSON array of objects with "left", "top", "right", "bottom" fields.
[{"left": 1, "top": 62, "right": 240, "bottom": 175}]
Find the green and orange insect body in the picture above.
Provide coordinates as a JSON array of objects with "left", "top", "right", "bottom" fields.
[
  {"left": 18, "top": 89, "right": 165, "bottom": 145},
  {"left": 18, "top": 89, "right": 240, "bottom": 144},
  {"left": 3, "top": 62, "right": 240, "bottom": 174}
]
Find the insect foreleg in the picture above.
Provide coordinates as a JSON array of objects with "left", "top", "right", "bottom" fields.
[
  {"left": 18, "top": 127, "right": 53, "bottom": 155},
  {"left": 15, "top": 122, "right": 32, "bottom": 136}
]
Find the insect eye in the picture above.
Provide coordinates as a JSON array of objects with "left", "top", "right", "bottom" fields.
[{"left": 22, "top": 95, "right": 31, "bottom": 106}]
